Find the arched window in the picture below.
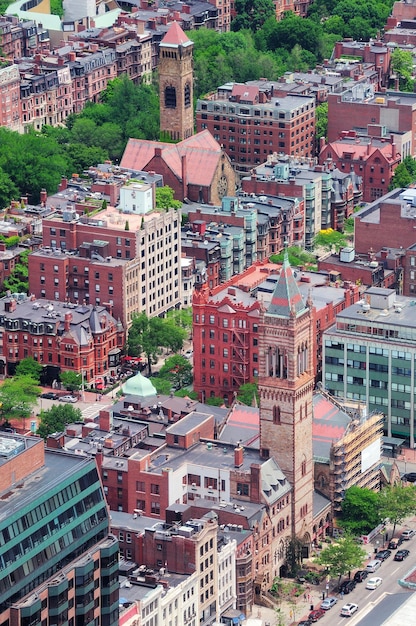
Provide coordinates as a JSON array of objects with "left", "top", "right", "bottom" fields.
[
  {"left": 165, "top": 85, "right": 176, "bottom": 108},
  {"left": 301, "top": 456, "right": 306, "bottom": 476},
  {"left": 184, "top": 83, "right": 191, "bottom": 107},
  {"left": 273, "top": 406, "right": 281, "bottom": 424}
]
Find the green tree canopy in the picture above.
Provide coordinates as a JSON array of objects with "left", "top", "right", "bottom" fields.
[
  {"left": 236, "top": 382, "right": 259, "bottom": 406},
  {"left": 315, "top": 102, "right": 328, "bottom": 152},
  {"left": 378, "top": 483, "right": 416, "bottom": 537},
  {"left": 59, "top": 371, "right": 82, "bottom": 392},
  {"left": 0, "top": 376, "right": 41, "bottom": 422},
  {"left": 341, "top": 486, "right": 381, "bottom": 535},
  {"left": 37, "top": 404, "right": 83, "bottom": 440},
  {"left": 316, "top": 533, "right": 367, "bottom": 582},
  {"left": 15, "top": 357, "right": 43, "bottom": 383},
  {"left": 155, "top": 186, "right": 182, "bottom": 210},
  {"left": 391, "top": 48, "right": 415, "bottom": 91},
  {"left": 231, "top": 0, "right": 275, "bottom": 31},
  {"left": 314, "top": 228, "right": 348, "bottom": 251},
  {"left": 389, "top": 155, "right": 416, "bottom": 190},
  {"left": 270, "top": 245, "right": 316, "bottom": 267},
  {"left": 158, "top": 354, "right": 193, "bottom": 390},
  {"left": 128, "top": 313, "right": 187, "bottom": 374}
]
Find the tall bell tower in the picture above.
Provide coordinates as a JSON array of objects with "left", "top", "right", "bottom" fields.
[
  {"left": 258, "top": 248, "right": 314, "bottom": 543},
  {"left": 159, "top": 22, "right": 194, "bottom": 141}
]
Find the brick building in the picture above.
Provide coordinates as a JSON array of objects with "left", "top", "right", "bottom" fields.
[
  {"left": 28, "top": 200, "right": 182, "bottom": 328},
  {"left": 0, "top": 294, "right": 125, "bottom": 384},
  {"left": 120, "top": 130, "right": 236, "bottom": 205},
  {"left": 196, "top": 82, "right": 315, "bottom": 177},
  {"left": 0, "top": 65, "right": 21, "bottom": 131},
  {"left": 327, "top": 83, "right": 416, "bottom": 159},
  {"left": 319, "top": 128, "right": 400, "bottom": 204},
  {"left": 192, "top": 260, "right": 360, "bottom": 402}
]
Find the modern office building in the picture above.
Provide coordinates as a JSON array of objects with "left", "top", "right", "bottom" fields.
[
  {"left": 322, "top": 286, "right": 416, "bottom": 446},
  {"left": 0, "top": 432, "right": 119, "bottom": 625}
]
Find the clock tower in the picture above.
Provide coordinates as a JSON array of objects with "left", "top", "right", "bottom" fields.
[
  {"left": 159, "top": 22, "right": 194, "bottom": 142},
  {"left": 258, "top": 247, "right": 314, "bottom": 545}
]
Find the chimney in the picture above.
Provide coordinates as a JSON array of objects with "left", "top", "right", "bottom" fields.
[
  {"left": 99, "top": 409, "right": 111, "bottom": 432},
  {"left": 40, "top": 188, "right": 47, "bottom": 205},
  {"left": 64, "top": 312, "right": 72, "bottom": 331},
  {"left": 69, "top": 51, "right": 76, "bottom": 62},
  {"left": 137, "top": 20, "right": 145, "bottom": 35},
  {"left": 59, "top": 176, "right": 68, "bottom": 191},
  {"left": 234, "top": 445, "right": 244, "bottom": 468},
  {"left": 391, "top": 136, "right": 397, "bottom": 159}
]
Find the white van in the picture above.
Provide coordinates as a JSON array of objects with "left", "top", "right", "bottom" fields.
[{"left": 366, "top": 559, "right": 382, "bottom": 573}]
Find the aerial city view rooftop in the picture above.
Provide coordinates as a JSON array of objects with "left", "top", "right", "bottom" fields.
[{"left": 2, "top": 0, "right": 416, "bottom": 625}]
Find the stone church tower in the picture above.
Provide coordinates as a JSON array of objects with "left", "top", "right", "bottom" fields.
[
  {"left": 258, "top": 248, "right": 314, "bottom": 544},
  {"left": 159, "top": 22, "right": 194, "bottom": 141}
]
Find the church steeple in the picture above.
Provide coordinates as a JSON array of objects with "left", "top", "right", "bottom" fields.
[
  {"left": 268, "top": 246, "right": 306, "bottom": 318},
  {"left": 258, "top": 251, "right": 314, "bottom": 545}
]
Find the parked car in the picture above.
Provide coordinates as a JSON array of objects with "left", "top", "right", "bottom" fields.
[
  {"left": 354, "top": 570, "right": 368, "bottom": 583},
  {"left": 388, "top": 537, "right": 403, "bottom": 549},
  {"left": 298, "top": 621, "right": 312, "bottom": 626},
  {"left": 401, "top": 529, "right": 415, "bottom": 540},
  {"left": 366, "top": 577, "right": 382, "bottom": 590},
  {"left": 308, "top": 608, "right": 325, "bottom": 622},
  {"left": 394, "top": 549, "right": 410, "bottom": 561},
  {"left": 376, "top": 549, "right": 391, "bottom": 561},
  {"left": 59, "top": 395, "right": 78, "bottom": 403},
  {"left": 403, "top": 472, "right": 416, "bottom": 483},
  {"left": 184, "top": 349, "right": 193, "bottom": 359},
  {"left": 321, "top": 596, "right": 338, "bottom": 610},
  {"left": 340, "top": 603, "right": 358, "bottom": 617},
  {"left": 40, "top": 392, "right": 58, "bottom": 400},
  {"left": 340, "top": 580, "right": 356, "bottom": 594},
  {"left": 366, "top": 559, "right": 382, "bottom": 573}
]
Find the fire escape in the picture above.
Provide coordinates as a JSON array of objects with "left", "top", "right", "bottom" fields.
[{"left": 231, "top": 328, "right": 249, "bottom": 389}]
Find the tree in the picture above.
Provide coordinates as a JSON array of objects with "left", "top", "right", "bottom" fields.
[
  {"left": 391, "top": 48, "right": 415, "bottom": 92},
  {"left": 315, "top": 102, "right": 328, "bottom": 152},
  {"left": 166, "top": 307, "right": 193, "bottom": 334},
  {"left": 378, "top": 484, "right": 416, "bottom": 538},
  {"left": 389, "top": 156, "right": 416, "bottom": 190},
  {"left": 155, "top": 186, "right": 182, "bottom": 210},
  {"left": 128, "top": 313, "right": 187, "bottom": 374},
  {"left": 270, "top": 245, "right": 316, "bottom": 267},
  {"left": 316, "top": 533, "right": 367, "bottom": 583},
  {"left": 159, "top": 355, "right": 193, "bottom": 390},
  {"left": 285, "top": 535, "right": 305, "bottom": 575},
  {"left": 2, "top": 250, "right": 30, "bottom": 295},
  {"left": 231, "top": 0, "right": 275, "bottom": 31},
  {"left": 314, "top": 228, "right": 348, "bottom": 251},
  {"left": 37, "top": 404, "right": 83, "bottom": 439},
  {"left": 0, "top": 170, "right": 19, "bottom": 210},
  {"left": 149, "top": 376, "right": 172, "bottom": 395},
  {"left": 59, "top": 371, "right": 82, "bottom": 392},
  {"left": 0, "top": 376, "right": 40, "bottom": 423},
  {"left": 15, "top": 357, "right": 43, "bottom": 383},
  {"left": 341, "top": 486, "right": 381, "bottom": 535},
  {"left": 236, "top": 382, "right": 259, "bottom": 406},
  {"left": 205, "top": 396, "right": 225, "bottom": 406}
]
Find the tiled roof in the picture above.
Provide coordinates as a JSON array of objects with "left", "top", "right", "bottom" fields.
[
  {"left": 267, "top": 246, "right": 306, "bottom": 317},
  {"left": 121, "top": 130, "right": 223, "bottom": 188},
  {"left": 161, "top": 21, "right": 192, "bottom": 47}
]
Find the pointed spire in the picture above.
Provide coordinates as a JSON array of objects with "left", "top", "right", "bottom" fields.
[
  {"left": 161, "top": 22, "right": 193, "bottom": 47},
  {"left": 267, "top": 243, "right": 306, "bottom": 317}
]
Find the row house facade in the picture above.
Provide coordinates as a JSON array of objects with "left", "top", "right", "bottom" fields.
[
  {"left": 196, "top": 82, "right": 315, "bottom": 176},
  {"left": 0, "top": 16, "right": 48, "bottom": 61},
  {"left": 192, "top": 260, "right": 360, "bottom": 402},
  {"left": 0, "top": 294, "right": 125, "bottom": 384},
  {"left": 0, "top": 65, "right": 21, "bottom": 131},
  {"left": 319, "top": 128, "right": 401, "bottom": 204}
]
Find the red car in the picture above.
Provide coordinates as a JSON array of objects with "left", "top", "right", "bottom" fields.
[{"left": 308, "top": 608, "right": 325, "bottom": 622}]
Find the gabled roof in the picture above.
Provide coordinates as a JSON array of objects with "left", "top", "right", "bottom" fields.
[
  {"left": 267, "top": 246, "right": 306, "bottom": 317},
  {"left": 160, "top": 21, "right": 193, "bottom": 47},
  {"left": 120, "top": 130, "right": 224, "bottom": 189}
]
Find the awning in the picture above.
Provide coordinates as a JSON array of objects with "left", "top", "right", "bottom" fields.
[
  {"left": 383, "top": 436, "right": 405, "bottom": 447},
  {"left": 108, "top": 347, "right": 121, "bottom": 355}
]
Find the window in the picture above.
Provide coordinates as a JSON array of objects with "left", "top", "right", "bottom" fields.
[
  {"left": 165, "top": 85, "right": 176, "bottom": 108},
  {"left": 151, "top": 484, "right": 160, "bottom": 495}
]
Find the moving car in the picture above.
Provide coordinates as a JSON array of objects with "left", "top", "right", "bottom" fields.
[
  {"left": 308, "top": 608, "right": 325, "bottom": 622},
  {"left": 394, "top": 549, "right": 410, "bottom": 561},
  {"left": 340, "top": 603, "right": 358, "bottom": 617},
  {"left": 59, "top": 395, "right": 78, "bottom": 403},
  {"left": 340, "top": 580, "right": 356, "bottom": 594},
  {"left": 376, "top": 549, "right": 391, "bottom": 561},
  {"left": 354, "top": 570, "right": 368, "bottom": 583},
  {"left": 40, "top": 392, "right": 58, "bottom": 400},
  {"left": 401, "top": 529, "right": 415, "bottom": 540},
  {"left": 366, "top": 577, "right": 382, "bottom": 590},
  {"left": 321, "top": 596, "right": 338, "bottom": 610}
]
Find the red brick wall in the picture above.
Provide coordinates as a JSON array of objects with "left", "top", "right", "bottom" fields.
[{"left": 0, "top": 439, "right": 44, "bottom": 493}]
